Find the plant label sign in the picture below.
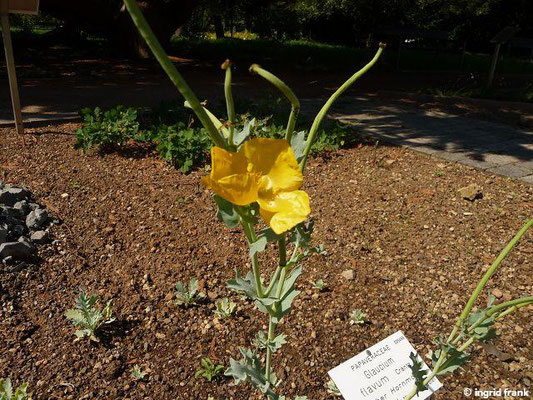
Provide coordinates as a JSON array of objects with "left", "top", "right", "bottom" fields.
[{"left": 328, "top": 331, "right": 442, "bottom": 400}]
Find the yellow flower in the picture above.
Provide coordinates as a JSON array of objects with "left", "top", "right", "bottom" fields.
[{"left": 202, "top": 138, "right": 310, "bottom": 234}]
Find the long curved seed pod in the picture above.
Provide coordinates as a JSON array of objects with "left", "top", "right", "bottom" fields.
[{"left": 123, "top": 0, "right": 227, "bottom": 149}]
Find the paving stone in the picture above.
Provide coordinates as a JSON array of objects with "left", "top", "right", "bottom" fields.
[
  {"left": 519, "top": 174, "right": 533, "bottom": 184},
  {"left": 486, "top": 163, "right": 533, "bottom": 178},
  {"left": 459, "top": 158, "right": 498, "bottom": 170}
]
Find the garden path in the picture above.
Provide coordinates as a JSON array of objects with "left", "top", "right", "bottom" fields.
[{"left": 301, "top": 97, "right": 533, "bottom": 184}]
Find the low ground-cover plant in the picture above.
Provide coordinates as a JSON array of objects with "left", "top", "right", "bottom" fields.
[
  {"left": 311, "top": 279, "right": 327, "bottom": 291},
  {"left": 349, "top": 309, "right": 367, "bottom": 325},
  {"left": 213, "top": 297, "right": 237, "bottom": 319},
  {"left": 194, "top": 358, "right": 224, "bottom": 382},
  {"left": 0, "top": 378, "right": 29, "bottom": 400},
  {"left": 75, "top": 106, "right": 139, "bottom": 152},
  {"left": 131, "top": 364, "right": 148, "bottom": 381},
  {"left": 139, "top": 123, "right": 211, "bottom": 173},
  {"left": 64, "top": 292, "right": 114, "bottom": 342},
  {"left": 174, "top": 278, "right": 205, "bottom": 306}
]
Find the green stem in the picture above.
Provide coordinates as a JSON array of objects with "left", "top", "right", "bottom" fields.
[
  {"left": 451, "top": 297, "right": 533, "bottom": 346},
  {"left": 486, "top": 296, "right": 533, "bottom": 317},
  {"left": 184, "top": 100, "right": 230, "bottom": 138},
  {"left": 495, "top": 301, "right": 532, "bottom": 320},
  {"left": 123, "top": 0, "right": 227, "bottom": 149},
  {"left": 222, "top": 59, "right": 236, "bottom": 144},
  {"left": 249, "top": 64, "right": 300, "bottom": 142},
  {"left": 447, "top": 219, "right": 532, "bottom": 343},
  {"left": 241, "top": 218, "right": 265, "bottom": 298},
  {"left": 299, "top": 44, "right": 386, "bottom": 171},
  {"left": 264, "top": 266, "right": 281, "bottom": 297},
  {"left": 265, "top": 235, "right": 288, "bottom": 383}
]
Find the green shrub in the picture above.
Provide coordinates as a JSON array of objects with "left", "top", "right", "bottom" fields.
[
  {"left": 75, "top": 102, "right": 359, "bottom": 173},
  {"left": 142, "top": 123, "right": 211, "bottom": 173},
  {"left": 75, "top": 106, "right": 139, "bottom": 152}
]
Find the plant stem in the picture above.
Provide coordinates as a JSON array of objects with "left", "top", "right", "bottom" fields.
[
  {"left": 299, "top": 44, "right": 386, "bottom": 171},
  {"left": 264, "top": 266, "right": 281, "bottom": 297},
  {"left": 495, "top": 300, "right": 532, "bottom": 320},
  {"left": 447, "top": 219, "right": 532, "bottom": 343},
  {"left": 222, "top": 59, "right": 236, "bottom": 144},
  {"left": 451, "top": 296, "right": 533, "bottom": 346},
  {"left": 123, "top": 0, "right": 227, "bottom": 149},
  {"left": 249, "top": 64, "right": 300, "bottom": 142},
  {"left": 265, "top": 235, "right": 288, "bottom": 383},
  {"left": 184, "top": 100, "right": 230, "bottom": 138},
  {"left": 241, "top": 219, "right": 265, "bottom": 298}
]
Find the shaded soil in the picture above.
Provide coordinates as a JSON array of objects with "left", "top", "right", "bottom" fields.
[{"left": 0, "top": 123, "right": 532, "bottom": 399}]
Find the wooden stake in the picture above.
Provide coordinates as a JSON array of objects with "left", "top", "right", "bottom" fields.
[{"left": 1, "top": 0, "right": 24, "bottom": 134}]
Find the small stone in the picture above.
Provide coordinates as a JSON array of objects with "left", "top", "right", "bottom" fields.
[
  {"left": 491, "top": 288, "right": 503, "bottom": 298},
  {"left": 458, "top": 184, "right": 482, "bottom": 201},
  {"left": 30, "top": 230, "right": 50, "bottom": 244},
  {"left": 0, "top": 240, "right": 35, "bottom": 260},
  {"left": 0, "top": 187, "right": 30, "bottom": 206},
  {"left": 61, "top": 193, "right": 69, "bottom": 198},
  {"left": 13, "top": 200, "right": 30, "bottom": 215},
  {"left": 341, "top": 269, "right": 355, "bottom": 280},
  {"left": 26, "top": 209, "right": 48, "bottom": 230}
]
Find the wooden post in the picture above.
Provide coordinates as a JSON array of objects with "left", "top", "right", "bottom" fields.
[
  {"left": 1, "top": 0, "right": 24, "bottom": 134},
  {"left": 486, "top": 42, "right": 501, "bottom": 88}
]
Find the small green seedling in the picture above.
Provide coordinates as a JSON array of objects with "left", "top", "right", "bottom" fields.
[
  {"left": 311, "top": 279, "right": 327, "bottom": 291},
  {"left": 131, "top": 364, "right": 147, "bottom": 381},
  {"left": 0, "top": 378, "right": 29, "bottom": 400},
  {"left": 175, "top": 278, "right": 205, "bottom": 306},
  {"left": 64, "top": 292, "right": 115, "bottom": 342},
  {"left": 327, "top": 379, "right": 341, "bottom": 396},
  {"left": 194, "top": 358, "right": 224, "bottom": 382},
  {"left": 213, "top": 297, "right": 237, "bottom": 319},
  {"left": 349, "top": 309, "right": 367, "bottom": 325},
  {"left": 434, "top": 169, "right": 443, "bottom": 177}
]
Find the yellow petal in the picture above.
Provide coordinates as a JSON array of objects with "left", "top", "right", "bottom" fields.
[
  {"left": 240, "top": 138, "right": 302, "bottom": 196},
  {"left": 211, "top": 146, "right": 248, "bottom": 180},
  {"left": 203, "top": 147, "right": 258, "bottom": 205},
  {"left": 258, "top": 190, "right": 310, "bottom": 234}
]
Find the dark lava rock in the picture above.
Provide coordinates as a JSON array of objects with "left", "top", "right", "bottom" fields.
[
  {"left": 30, "top": 230, "right": 50, "bottom": 245},
  {"left": 0, "top": 240, "right": 35, "bottom": 260},
  {"left": 0, "top": 187, "right": 31, "bottom": 206},
  {"left": 26, "top": 209, "right": 49, "bottom": 230}
]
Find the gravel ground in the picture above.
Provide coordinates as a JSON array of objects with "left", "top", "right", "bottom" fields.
[{"left": 0, "top": 123, "right": 531, "bottom": 399}]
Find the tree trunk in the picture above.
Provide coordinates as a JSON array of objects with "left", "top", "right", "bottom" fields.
[{"left": 214, "top": 15, "right": 224, "bottom": 39}]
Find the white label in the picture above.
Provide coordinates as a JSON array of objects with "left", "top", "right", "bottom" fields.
[{"left": 328, "top": 331, "right": 442, "bottom": 400}]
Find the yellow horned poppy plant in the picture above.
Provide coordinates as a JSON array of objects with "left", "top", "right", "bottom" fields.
[{"left": 202, "top": 138, "right": 310, "bottom": 234}]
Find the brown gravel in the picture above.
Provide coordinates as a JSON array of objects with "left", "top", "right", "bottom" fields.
[{"left": 0, "top": 123, "right": 531, "bottom": 400}]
